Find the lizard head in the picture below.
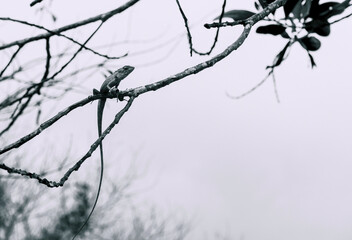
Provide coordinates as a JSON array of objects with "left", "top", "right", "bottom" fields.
[{"left": 117, "top": 65, "right": 135, "bottom": 77}]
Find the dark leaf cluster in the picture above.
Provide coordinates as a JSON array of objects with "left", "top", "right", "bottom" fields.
[{"left": 218, "top": 0, "right": 351, "bottom": 68}]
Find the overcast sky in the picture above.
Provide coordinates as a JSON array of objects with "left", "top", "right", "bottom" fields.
[{"left": 1, "top": 0, "right": 352, "bottom": 239}]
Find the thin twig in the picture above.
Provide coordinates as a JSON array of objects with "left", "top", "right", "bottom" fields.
[
  {"left": 271, "top": 70, "right": 280, "bottom": 103},
  {"left": 49, "top": 21, "right": 104, "bottom": 79},
  {"left": 226, "top": 70, "right": 272, "bottom": 100},
  {"left": 119, "top": 0, "right": 288, "bottom": 98},
  {"left": 0, "top": 39, "right": 51, "bottom": 136},
  {"left": 0, "top": 95, "right": 33, "bottom": 136},
  {"left": 38, "top": 38, "right": 52, "bottom": 91},
  {"left": 0, "top": 17, "right": 127, "bottom": 60},
  {"left": 0, "top": 45, "right": 23, "bottom": 77},
  {"left": 204, "top": 20, "right": 245, "bottom": 29},
  {"left": 0, "top": 97, "right": 135, "bottom": 187},
  {"left": 0, "top": 67, "right": 23, "bottom": 82},
  {"left": 175, "top": 0, "right": 227, "bottom": 56},
  {"left": 0, "top": 0, "right": 141, "bottom": 50},
  {"left": 175, "top": 0, "right": 193, "bottom": 56},
  {"left": 193, "top": 0, "right": 227, "bottom": 56},
  {"left": 0, "top": 94, "right": 100, "bottom": 155},
  {"left": 0, "top": 0, "right": 138, "bottom": 134},
  {"left": 0, "top": 0, "right": 288, "bottom": 185},
  {"left": 330, "top": 12, "right": 352, "bottom": 25}
]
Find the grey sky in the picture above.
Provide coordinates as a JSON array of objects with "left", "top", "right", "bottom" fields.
[{"left": 1, "top": 0, "right": 352, "bottom": 239}]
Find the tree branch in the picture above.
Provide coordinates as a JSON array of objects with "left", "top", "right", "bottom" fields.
[
  {"left": 0, "top": 0, "right": 141, "bottom": 50},
  {"left": 175, "top": 0, "right": 227, "bottom": 56},
  {"left": 121, "top": 0, "right": 288, "bottom": 98},
  {"left": 0, "top": 0, "right": 288, "bottom": 185},
  {"left": 0, "top": 97, "right": 135, "bottom": 187},
  {"left": 0, "top": 17, "right": 128, "bottom": 60}
]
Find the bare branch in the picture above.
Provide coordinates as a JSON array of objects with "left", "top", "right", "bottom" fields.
[
  {"left": 330, "top": 12, "right": 352, "bottom": 25},
  {"left": 39, "top": 38, "right": 52, "bottom": 90},
  {"left": 0, "top": 97, "right": 135, "bottom": 187},
  {"left": 0, "top": 39, "right": 51, "bottom": 136},
  {"left": 271, "top": 70, "right": 280, "bottom": 103},
  {"left": 120, "top": 0, "right": 288, "bottom": 98},
  {"left": 204, "top": 20, "right": 244, "bottom": 29},
  {"left": 0, "top": 94, "right": 32, "bottom": 136},
  {"left": 175, "top": 0, "right": 227, "bottom": 56},
  {"left": 49, "top": 21, "right": 104, "bottom": 79},
  {"left": 0, "top": 45, "right": 23, "bottom": 77},
  {"left": 0, "top": 17, "right": 127, "bottom": 60},
  {"left": 0, "top": 1, "right": 139, "bottom": 135},
  {"left": 0, "top": 0, "right": 288, "bottom": 185},
  {"left": 204, "top": 0, "right": 286, "bottom": 29},
  {"left": 0, "top": 0, "right": 141, "bottom": 50},
  {"left": 0, "top": 94, "right": 99, "bottom": 155},
  {"left": 175, "top": 0, "right": 194, "bottom": 56},
  {"left": 226, "top": 70, "right": 272, "bottom": 100}
]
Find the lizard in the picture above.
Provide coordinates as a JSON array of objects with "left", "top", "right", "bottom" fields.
[{"left": 72, "top": 65, "right": 135, "bottom": 240}]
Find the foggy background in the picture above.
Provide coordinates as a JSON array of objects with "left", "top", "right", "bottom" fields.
[{"left": 1, "top": 0, "right": 352, "bottom": 239}]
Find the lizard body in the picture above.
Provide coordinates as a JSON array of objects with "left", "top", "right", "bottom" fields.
[{"left": 72, "top": 65, "right": 134, "bottom": 240}]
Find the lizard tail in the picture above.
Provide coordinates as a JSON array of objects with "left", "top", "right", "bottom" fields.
[{"left": 72, "top": 99, "right": 105, "bottom": 240}]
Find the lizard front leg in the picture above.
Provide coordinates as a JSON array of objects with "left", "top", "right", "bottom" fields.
[{"left": 107, "top": 85, "right": 121, "bottom": 102}]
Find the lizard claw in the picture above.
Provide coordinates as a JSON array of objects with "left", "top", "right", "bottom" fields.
[
  {"left": 109, "top": 86, "right": 118, "bottom": 94},
  {"left": 118, "top": 93, "right": 126, "bottom": 102},
  {"left": 109, "top": 87, "right": 120, "bottom": 101}
]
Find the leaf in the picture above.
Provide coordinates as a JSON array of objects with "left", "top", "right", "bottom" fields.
[
  {"left": 255, "top": 2, "right": 261, "bottom": 11},
  {"left": 256, "top": 24, "right": 286, "bottom": 35},
  {"left": 319, "top": 0, "right": 351, "bottom": 18},
  {"left": 311, "top": 0, "right": 321, "bottom": 10},
  {"left": 292, "top": 0, "right": 313, "bottom": 18},
  {"left": 316, "top": 1, "right": 340, "bottom": 17},
  {"left": 299, "top": 36, "right": 321, "bottom": 51},
  {"left": 334, "top": 0, "right": 351, "bottom": 13},
  {"left": 281, "top": 31, "right": 291, "bottom": 38},
  {"left": 284, "top": 0, "right": 301, "bottom": 17},
  {"left": 215, "top": 10, "right": 255, "bottom": 21},
  {"left": 305, "top": 19, "right": 331, "bottom": 36},
  {"left": 301, "top": 0, "right": 313, "bottom": 18},
  {"left": 309, "top": 0, "right": 322, "bottom": 17}
]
